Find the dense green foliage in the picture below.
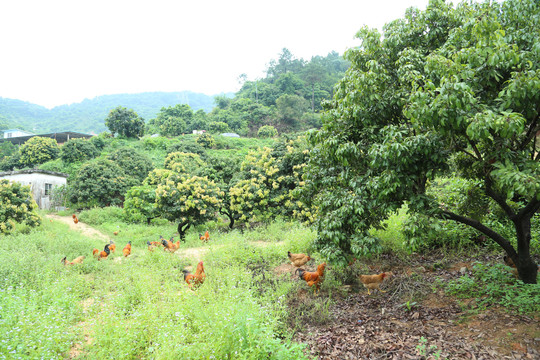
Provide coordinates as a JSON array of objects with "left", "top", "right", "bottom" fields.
[
  {"left": 19, "top": 136, "right": 60, "bottom": 167},
  {"left": 60, "top": 138, "right": 99, "bottom": 163},
  {"left": 305, "top": 0, "right": 540, "bottom": 284},
  {"left": 156, "top": 174, "right": 223, "bottom": 239},
  {"left": 69, "top": 159, "right": 137, "bottom": 207},
  {"left": 0, "top": 179, "right": 41, "bottom": 233},
  {"left": 104, "top": 106, "right": 145, "bottom": 138}
]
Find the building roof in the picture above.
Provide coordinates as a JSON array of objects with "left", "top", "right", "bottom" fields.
[
  {"left": 0, "top": 169, "right": 69, "bottom": 178},
  {"left": 221, "top": 132, "right": 240, "bottom": 137},
  {"left": 0, "top": 131, "right": 93, "bottom": 144}
]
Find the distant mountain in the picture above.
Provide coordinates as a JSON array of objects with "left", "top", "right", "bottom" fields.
[{"left": 0, "top": 91, "right": 230, "bottom": 134}]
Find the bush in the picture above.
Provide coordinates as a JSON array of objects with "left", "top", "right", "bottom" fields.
[
  {"left": 69, "top": 159, "right": 137, "bottom": 208},
  {"left": 108, "top": 147, "right": 154, "bottom": 183},
  {"left": 257, "top": 125, "right": 278, "bottom": 138},
  {"left": 20, "top": 137, "right": 59, "bottom": 167},
  {"left": 196, "top": 133, "right": 216, "bottom": 149},
  {"left": 60, "top": 138, "right": 99, "bottom": 163},
  {"left": 0, "top": 179, "right": 41, "bottom": 233},
  {"left": 207, "top": 121, "right": 230, "bottom": 134}
]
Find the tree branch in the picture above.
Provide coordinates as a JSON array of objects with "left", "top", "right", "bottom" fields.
[
  {"left": 516, "top": 197, "right": 540, "bottom": 220},
  {"left": 440, "top": 210, "right": 516, "bottom": 256},
  {"left": 464, "top": 133, "right": 483, "bottom": 161},
  {"left": 484, "top": 175, "right": 516, "bottom": 218},
  {"left": 520, "top": 115, "right": 538, "bottom": 151}
]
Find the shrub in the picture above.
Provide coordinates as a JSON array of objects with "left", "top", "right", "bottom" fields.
[
  {"left": 60, "top": 138, "right": 99, "bottom": 163},
  {"left": 257, "top": 125, "right": 278, "bottom": 138},
  {"left": 20, "top": 137, "right": 59, "bottom": 167},
  {"left": 123, "top": 185, "right": 158, "bottom": 224},
  {"left": 0, "top": 179, "right": 41, "bottom": 233},
  {"left": 108, "top": 147, "right": 154, "bottom": 183},
  {"left": 207, "top": 121, "right": 230, "bottom": 134},
  {"left": 196, "top": 133, "right": 216, "bottom": 149},
  {"left": 69, "top": 159, "right": 137, "bottom": 208}
]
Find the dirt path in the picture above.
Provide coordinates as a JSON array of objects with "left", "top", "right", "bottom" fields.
[{"left": 47, "top": 214, "right": 111, "bottom": 242}]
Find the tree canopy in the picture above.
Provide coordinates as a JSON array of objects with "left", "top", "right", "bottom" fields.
[
  {"left": 305, "top": 0, "right": 540, "bottom": 282},
  {"left": 105, "top": 106, "right": 145, "bottom": 138}
]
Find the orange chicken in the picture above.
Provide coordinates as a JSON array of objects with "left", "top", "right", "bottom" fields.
[
  {"left": 72, "top": 214, "right": 79, "bottom": 224},
  {"left": 288, "top": 251, "right": 311, "bottom": 268},
  {"left": 182, "top": 261, "right": 206, "bottom": 289},
  {"left": 359, "top": 272, "right": 391, "bottom": 295},
  {"left": 62, "top": 256, "right": 85, "bottom": 265},
  {"left": 162, "top": 237, "right": 180, "bottom": 253},
  {"left": 93, "top": 244, "right": 111, "bottom": 261},
  {"left": 199, "top": 231, "right": 210, "bottom": 243},
  {"left": 296, "top": 263, "right": 326, "bottom": 293},
  {"left": 122, "top": 241, "right": 132, "bottom": 257},
  {"left": 108, "top": 240, "right": 116, "bottom": 253}
]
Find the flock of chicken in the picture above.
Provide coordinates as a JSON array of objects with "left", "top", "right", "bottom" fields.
[
  {"left": 287, "top": 251, "right": 391, "bottom": 294},
  {"left": 64, "top": 215, "right": 392, "bottom": 294}
]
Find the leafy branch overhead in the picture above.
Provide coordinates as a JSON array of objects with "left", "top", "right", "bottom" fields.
[{"left": 305, "top": 0, "right": 539, "bottom": 282}]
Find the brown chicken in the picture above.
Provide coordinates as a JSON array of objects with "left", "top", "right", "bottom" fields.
[
  {"left": 122, "top": 241, "right": 132, "bottom": 257},
  {"left": 296, "top": 263, "right": 326, "bottom": 293},
  {"left": 108, "top": 240, "right": 116, "bottom": 253},
  {"left": 359, "top": 272, "right": 391, "bottom": 295},
  {"left": 199, "top": 231, "right": 210, "bottom": 243},
  {"left": 182, "top": 261, "right": 206, "bottom": 289},
  {"left": 93, "top": 244, "right": 111, "bottom": 260},
  {"left": 62, "top": 256, "right": 85, "bottom": 265},
  {"left": 113, "top": 231, "right": 119, "bottom": 236},
  {"left": 288, "top": 251, "right": 311, "bottom": 268},
  {"left": 162, "top": 237, "right": 180, "bottom": 253},
  {"left": 72, "top": 214, "right": 79, "bottom": 224}
]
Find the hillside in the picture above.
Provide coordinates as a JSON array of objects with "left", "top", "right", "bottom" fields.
[{"left": 0, "top": 91, "right": 230, "bottom": 134}]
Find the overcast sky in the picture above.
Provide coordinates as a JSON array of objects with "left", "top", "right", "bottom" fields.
[{"left": 0, "top": 0, "right": 430, "bottom": 109}]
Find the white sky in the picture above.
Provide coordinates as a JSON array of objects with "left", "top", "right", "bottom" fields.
[{"left": 0, "top": 0, "right": 430, "bottom": 109}]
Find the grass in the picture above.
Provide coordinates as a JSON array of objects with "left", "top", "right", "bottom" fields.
[{"left": 0, "top": 215, "right": 317, "bottom": 359}]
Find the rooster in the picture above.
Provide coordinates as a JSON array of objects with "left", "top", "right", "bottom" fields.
[
  {"left": 162, "top": 237, "right": 180, "bottom": 253},
  {"left": 122, "top": 241, "right": 132, "bottom": 257},
  {"left": 108, "top": 240, "right": 116, "bottom": 253},
  {"left": 199, "top": 231, "right": 210, "bottom": 243},
  {"left": 182, "top": 261, "right": 206, "bottom": 289},
  {"left": 288, "top": 251, "right": 311, "bottom": 268},
  {"left": 296, "top": 263, "right": 326, "bottom": 293},
  {"left": 359, "top": 272, "right": 391, "bottom": 295},
  {"left": 62, "top": 256, "right": 85, "bottom": 265},
  {"left": 93, "top": 244, "right": 111, "bottom": 260},
  {"left": 72, "top": 214, "right": 79, "bottom": 224}
]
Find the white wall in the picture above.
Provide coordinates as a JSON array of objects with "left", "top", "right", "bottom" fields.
[
  {"left": 0, "top": 173, "right": 67, "bottom": 209},
  {"left": 3, "top": 130, "right": 33, "bottom": 138}
]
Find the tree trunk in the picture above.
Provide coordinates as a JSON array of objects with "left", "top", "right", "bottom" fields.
[
  {"left": 177, "top": 221, "right": 191, "bottom": 242},
  {"left": 441, "top": 209, "right": 538, "bottom": 284},
  {"left": 513, "top": 214, "right": 538, "bottom": 284}
]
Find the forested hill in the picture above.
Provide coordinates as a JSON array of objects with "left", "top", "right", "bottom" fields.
[{"left": 0, "top": 91, "right": 225, "bottom": 134}]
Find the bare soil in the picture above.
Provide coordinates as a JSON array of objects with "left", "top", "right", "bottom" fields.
[
  {"left": 291, "top": 253, "right": 540, "bottom": 359},
  {"left": 46, "top": 214, "right": 111, "bottom": 242}
]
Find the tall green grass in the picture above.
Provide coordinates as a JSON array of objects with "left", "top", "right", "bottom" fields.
[{"left": 0, "top": 215, "right": 312, "bottom": 359}]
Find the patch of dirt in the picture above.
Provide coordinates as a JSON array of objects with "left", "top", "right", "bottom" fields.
[
  {"left": 47, "top": 214, "right": 110, "bottom": 242},
  {"left": 292, "top": 253, "right": 540, "bottom": 359}
]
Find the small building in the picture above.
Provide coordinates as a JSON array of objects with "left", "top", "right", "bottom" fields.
[
  {"left": 0, "top": 169, "right": 68, "bottom": 210},
  {"left": 0, "top": 131, "right": 93, "bottom": 145},
  {"left": 193, "top": 130, "right": 206, "bottom": 135},
  {"left": 2, "top": 129, "right": 34, "bottom": 139}
]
